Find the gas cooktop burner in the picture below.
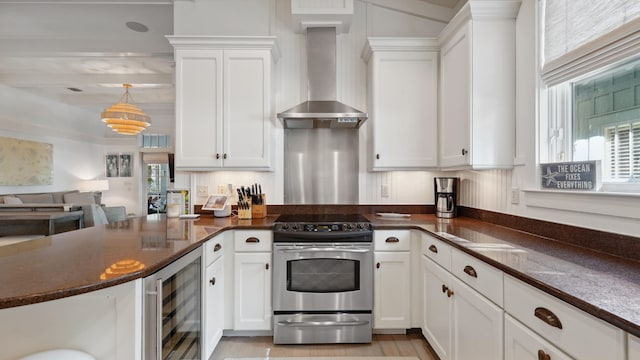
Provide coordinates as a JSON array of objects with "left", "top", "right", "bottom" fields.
[{"left": 273, "top": 213, "right": 372, "bottom": 233}]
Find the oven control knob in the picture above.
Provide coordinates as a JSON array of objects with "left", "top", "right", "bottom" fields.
[
  {"left": 305, "top": 224, "right": 315, "bottom": 232},
  {"left": 357, "top": 223, "right": 366, "bottom": 230},
  {"left": 281, "top": 224, "right": 290, "bottom": 231},
  {"left": 343, "top": 223, "right": 353, "bottom": 231}
]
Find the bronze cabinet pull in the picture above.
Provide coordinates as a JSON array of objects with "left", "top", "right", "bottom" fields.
[
  {"left": 266, "top": 263, "right": 269, "bottom": 270},
  {"left": 213, "top": 243, "right": 222, "bottom": 252},
  {"left": 376, "top": 154, "right": 380, "bottom": 159},
  {"left": 442, "top": 284, "right": 448, "bottom": 293},
  {"left": 376, "top": 262, "right": 381, "bottom": 269},
  {"left": 216, "top": 153, "right": 220, "bottom": 159},
  {"left": 385, "top": 237, "right": 399, "bottom": 243},
  {"left": 461, "top": 148, "right": 468, "bottom": 155},
  {"left": 537, "top": 349, "right": 551, "bottom": 360},
  {"left": 209, "top": 277, "right": 216, "bottom": 286},
  {"left": 534, "top": 307, "right": 563, "bottom": 329},
  {"left": 223, "top": 153, "right": 228, "bottom": 159},
  {"left": 446, "top": 289, "right": 454, "bottom": 298},
  {"left": 246, "top": 237, "right": 260, "bottom": 243},
  {"left": 428, "top": 244, "right": 438, "bottom": 253},
  {"left": 463, "top": 265, "right": 478, "bottom": 278}
]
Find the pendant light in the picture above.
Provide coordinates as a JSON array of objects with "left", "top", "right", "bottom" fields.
[{"left": 101, "top": 84, "right": 151, "bottom": 135}]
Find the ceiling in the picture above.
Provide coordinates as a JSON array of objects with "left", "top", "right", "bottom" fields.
[{"left": 0, "top": 0, "right": 459, "bottom": 139}]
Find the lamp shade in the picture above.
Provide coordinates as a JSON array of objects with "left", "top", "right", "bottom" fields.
[{"left": 101, "top": 84, "right": 151, "bottom": 135}]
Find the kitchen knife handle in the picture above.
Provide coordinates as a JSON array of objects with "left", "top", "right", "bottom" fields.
[
  {"left": 385, "top": 237, "right": 399, "bottom": 243},
  {"left": 428, "top": 244, "right": 438, "bottom": 253},
  {"left": 537, "top": 350, "right": 551, "bottom": 360},
  {"left": 246, "top": 237, "right": 260, "bottom": 243},
  {"left": 463, "top": 265, "right": 478, "bottom": 278},
  {"left": 534, "top": 307, "right": 563, "bottom": 329}
]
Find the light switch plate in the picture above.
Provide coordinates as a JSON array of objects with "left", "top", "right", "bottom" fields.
[
  {"left": 510, "top": 188, "right": 519, "bottom": 204},
  {"left": 381, "top": 184, "right": 390, "bottom": 198}
]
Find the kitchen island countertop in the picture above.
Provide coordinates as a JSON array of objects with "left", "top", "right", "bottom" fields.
[{"left": 0, "top": 212, "right": 637, "bottom": 338}]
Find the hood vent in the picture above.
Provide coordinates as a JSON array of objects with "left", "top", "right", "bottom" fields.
[{"left": 277, "top": 27, "right": 367, "bottom": 129}]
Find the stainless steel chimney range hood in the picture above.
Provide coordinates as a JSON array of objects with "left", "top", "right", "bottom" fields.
[{"left": 277, "top": 27, "right": 367, "bottom": 129}]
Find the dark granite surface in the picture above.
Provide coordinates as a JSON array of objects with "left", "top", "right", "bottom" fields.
[{"left": 0, "top": 212, "right": 638, "bottom": 338}]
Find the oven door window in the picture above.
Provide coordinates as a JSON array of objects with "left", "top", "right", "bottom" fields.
[{"left": 287, "top": 258, "right": 359, "bottom": 293}]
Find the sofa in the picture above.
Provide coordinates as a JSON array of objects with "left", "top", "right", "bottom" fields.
[{"left": 0, "top": 190, "right": 127, "bottom": 229}]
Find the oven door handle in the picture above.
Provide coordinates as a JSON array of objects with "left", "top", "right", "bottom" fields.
[
  {"left": 276, "top": 320, "right": 370, "bottom": 327},
  {"left": 279, "top": 247, "right": 370, "bottom": 253}
]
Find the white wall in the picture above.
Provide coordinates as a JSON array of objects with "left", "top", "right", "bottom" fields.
[{"left": 0, "top": 85, "right": 106, "bottom": 195}]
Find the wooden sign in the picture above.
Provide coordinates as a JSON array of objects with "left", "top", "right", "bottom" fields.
[{"left": 540, "top": 161, "right": 599, "bottom": 190}]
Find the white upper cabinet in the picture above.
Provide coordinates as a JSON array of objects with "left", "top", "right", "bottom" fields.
[
  {"left": 168, "top": 36, "right": 279, "bottom": 171},
  {"left": 438, "top": 1, "right": 520, "bottom": 169},
  {"left": 363, "top": 38, "right": 439, "bottom": 171}
]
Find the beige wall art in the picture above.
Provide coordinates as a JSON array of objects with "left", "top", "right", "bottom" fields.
[{"left": 0, "top": 136, "right": 53, "bottom": 185}]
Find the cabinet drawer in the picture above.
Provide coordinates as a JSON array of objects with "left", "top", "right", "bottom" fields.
[
  {"left": 374, "top": 230, "right": 411, "bottom": 251},
  {"left": 422, "top": 234, "right": 452, "bottom": 270},
  {"left": 451, "top": 248, "right": 503, "bottom": 306},
  {"left": 204, "top": 234, "right": 225, "bottom": 266},
  {"left": 504, "top": 275, "right": 625, "bottom": 360},
  {"left": 234, "top": 230, "right": 272, "bottom": 252}
]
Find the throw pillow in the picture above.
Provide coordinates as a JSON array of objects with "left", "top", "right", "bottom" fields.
[
  {"left": 3, "top": 196, "right": 23, "bottom": 205},
  {"left": 64, "top": 192, "right": 95, "bottom": 205}
]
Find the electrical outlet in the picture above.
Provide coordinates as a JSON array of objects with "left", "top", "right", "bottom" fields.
[
  {"left": 381, "top": 184, "right": 390, "bottom": 198},
  {"left": 510, "top": 188, "right": 520, "bottom": 204},
  {"left": 196, "top": 185, "right": 209, "bottom": 198}
]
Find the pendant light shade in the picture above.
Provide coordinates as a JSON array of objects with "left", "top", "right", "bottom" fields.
[{"left": 101, "top": 84, "right": 151, "bottom": 135}]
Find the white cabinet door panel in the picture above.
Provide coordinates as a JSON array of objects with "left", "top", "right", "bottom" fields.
[
  {"left": 234, "top": 252, "right": 271, "bottom": 330},
  {"left": 373, "top": 251, "right": 411, "bottom": 329},
  {"left": 422, "top": 255, "right": 452, "bottom": 360}
]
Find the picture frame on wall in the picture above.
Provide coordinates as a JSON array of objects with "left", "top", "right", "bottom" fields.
[
  {"left": 106, "top": 153, "right": 119, "bottom": 178},
  {"left": 119, "top": 153, "right": 133, "bottom": 177}
]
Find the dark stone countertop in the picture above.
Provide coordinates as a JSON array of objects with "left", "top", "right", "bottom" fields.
[{"left": 0, "top": 212, "right": 637, "bottom": 338}]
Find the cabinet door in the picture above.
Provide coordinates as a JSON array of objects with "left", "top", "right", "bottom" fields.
[
  {"left": 204, "top": 256, "right": 224, "bottom": 359},
  {"left": 234, "top": 252, "right": 271, "bottom": 330},
  {"left": 504, "top": 314, "right": 573, "bottom": 360},
  {"left": 175, "top": 49, "right": 224, "bottom": 169},
  {"left": 373, "top": 251, "right": 411, "bottom": 329},
  {"left": 422, "top": 255, "right": 452, "bottom": 360},
  {"left": 450, "top": 275, "right": 503, "bottom": 360},
  {"left": 223, "top": 50, "right": 272, "bottom": 169},
  {"left": 630, "top": 334, "right": 640, "bottom": 360},
  {"left": 370, "top": 51, "right": 438, "bottom": 170},
  {"left": 440, "top": 24, "right": 471, "bottom": 168}
]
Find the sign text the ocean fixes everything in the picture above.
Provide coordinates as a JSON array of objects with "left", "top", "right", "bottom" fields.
[{"left": 540, "top": 161, "right": 599, "bottom": 190}]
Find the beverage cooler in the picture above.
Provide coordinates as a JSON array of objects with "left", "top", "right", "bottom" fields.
[{"left": 143, "top": 247, "right": 202, "bottom": 360}]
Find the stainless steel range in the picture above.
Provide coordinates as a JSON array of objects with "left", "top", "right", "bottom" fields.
[{"left": 272, "top": 214, "right": 373, "bottom": 344}]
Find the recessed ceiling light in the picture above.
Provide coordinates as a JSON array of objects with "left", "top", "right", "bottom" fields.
[
  {"left": 126, "top": 21, "right": 149, "bottom": 33},
  {"left": 67, "top": 87, "right": 83, "bottom": 92}
]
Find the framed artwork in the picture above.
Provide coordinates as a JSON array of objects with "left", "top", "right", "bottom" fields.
[
  {"left": 105, "top": 153, "right": 119, "bottom": 178},
  {"left": 119, "top": 153, "right": 133, "bottom": 177},
  {"left": 105, "top": 153, "right": 133, "bottom": 178}
]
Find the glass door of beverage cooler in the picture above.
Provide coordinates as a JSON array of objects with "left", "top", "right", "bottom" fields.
[{"left": 144, "top": 247, "right": 202, "bottom": 360}]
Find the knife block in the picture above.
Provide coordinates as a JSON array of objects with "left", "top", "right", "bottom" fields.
[
  {"left": 251, "top": 194, "right": 267, "bottom": 219},
  {"left": 238, "top": 198, "right": 252, "bottom": 220}
]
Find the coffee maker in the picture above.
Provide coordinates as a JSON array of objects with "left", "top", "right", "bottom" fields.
[{"left": 434, "top": 177, "right": 459, "bottom": 218}]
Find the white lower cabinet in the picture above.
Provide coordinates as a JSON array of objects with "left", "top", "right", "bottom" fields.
[
  {"left": 373, "top": 251, "right": 411, "bottom": 329},
  {"left": 422, "top": 255, "right": 453, "bottom": 359},
  {"left": 450, "top": 274, "right": 503, "bottom": 360},
  {"left": 630, "top": 333, "right": 640, "bottom": 360},
  {"left": 504, "top": 275, "right": 625, "bottom": 360},
  {"left": 505, "top": 314, "right": 572, "bottom": 360},
  {"left": 421, "top": 254, "right": 503, "bottom": 360},
  {"left": 233, "top": 230, "right": 272, "bottom": 331},
  {"left": 204, "top": 255, "right": 224, "bottom": 358}
]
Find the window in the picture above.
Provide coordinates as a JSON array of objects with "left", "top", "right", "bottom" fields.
[{"left": 541, "top": 0, "right": 640, "bottom": 192}]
